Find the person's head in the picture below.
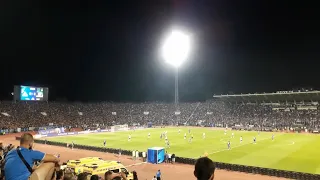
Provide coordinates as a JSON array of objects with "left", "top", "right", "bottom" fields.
[
  {"left": 63, "top": 172, "right": 77, "bottom": 180},
  {"left": 104, "top": 171, "right": 122, "bottom": 180},
  {"left": 90, "top": 175, "right": 100, "bottom": 180},
  {"left": 194, "top": 157, "right": 215, "bottom": 180},
  {"left": 56, "top": 170, "right": 65, "bottom": 180},
  {"left": 20, "top": 133, "right": 34, "bottom": 149},
  {"left": 133, "top": 171, "right": 138, "bottom": 179},
  {"left": 78, "top": 172, "right": 90, "bottom": 180}
]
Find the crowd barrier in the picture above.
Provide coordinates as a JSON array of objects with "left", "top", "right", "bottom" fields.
[{"left": 15, "top": 137, "right": 320, "bottom": 180}]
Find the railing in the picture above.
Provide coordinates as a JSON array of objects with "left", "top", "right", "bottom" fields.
[{"left": 17, "top": 137, "right": 320, "bottom": 180}]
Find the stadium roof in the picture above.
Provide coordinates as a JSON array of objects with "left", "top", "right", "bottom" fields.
[{"left": 213, "top": 91, "right": 320, "bottom": 103}]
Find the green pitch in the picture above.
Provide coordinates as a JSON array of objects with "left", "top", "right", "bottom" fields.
[{"left": 47, "top": 127, "right": 320, "bottom": 174}]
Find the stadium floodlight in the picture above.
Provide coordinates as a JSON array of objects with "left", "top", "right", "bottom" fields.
[
  {"left": 161, "top": 29, "right": 191, "bottom": 108},
  {"left": 162, "top": 30, "right": 191, "bottom": 68}
]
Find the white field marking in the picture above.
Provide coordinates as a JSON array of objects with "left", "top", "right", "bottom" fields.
[
  {"left": 198, "top": 133, "right": 285, "bottom": 158},
  {"left": 125, "top": 162, "right": 147, "bottom": 167}
]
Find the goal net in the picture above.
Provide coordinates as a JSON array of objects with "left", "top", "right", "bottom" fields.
[{"left": 110, "top": 124, "right": 129, "bottom": 132}]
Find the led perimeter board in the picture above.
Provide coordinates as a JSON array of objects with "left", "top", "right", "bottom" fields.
[{"left": 14, "top": 85, "right": 49, "bottom": 101}]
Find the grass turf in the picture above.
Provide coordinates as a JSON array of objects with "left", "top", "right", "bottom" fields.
[{"left": 47, "top": 127, "right": 320, "bottom": 174}]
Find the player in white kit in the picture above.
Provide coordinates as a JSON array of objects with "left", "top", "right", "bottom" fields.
[
  {"left": 231, "top": 132, "right": 234, "bottom": 138},
  {"left": 128, "top": 134, "right": 131, "bottom": 141},
  {"left": 148, "top": 133, "right": 150, "bottom": 139},
  {"left": 178, "top": 129, "right": 181, "bottom": 134},
  {"left": 224, "top": 129, "right": 227, "bottom": 135},
  {"left": 240, "top": 136, "right": 243, "bottom": 143},
  {"left": 184, "top": 133, "right": 187, "bottom": 140},
  {"left": 203, "top": 132, "right": 206, "bottom": 139}
]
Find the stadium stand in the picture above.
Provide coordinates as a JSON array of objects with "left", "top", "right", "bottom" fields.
[
  {"left": 1, "top": 91, "right": 320, "bottom": 133},
  {"left": 1, "top": 90, "right": 320, "bottom": 179}
]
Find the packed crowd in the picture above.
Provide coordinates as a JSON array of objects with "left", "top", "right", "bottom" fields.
[{"left": 0, "top": 101, "right": 320, "bottom": 131}]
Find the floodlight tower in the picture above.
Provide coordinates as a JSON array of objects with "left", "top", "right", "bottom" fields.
[{"left": 162, "top": 30, "right": 191, "bottom": 109}]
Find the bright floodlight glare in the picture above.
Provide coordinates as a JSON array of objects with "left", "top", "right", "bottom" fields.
[{"left": 162, "top": 30, "right": 190, "bottom": 68}]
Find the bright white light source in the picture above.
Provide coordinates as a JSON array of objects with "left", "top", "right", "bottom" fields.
[{"left": 162, "top": 30, "right": 190, "bottom": 68}]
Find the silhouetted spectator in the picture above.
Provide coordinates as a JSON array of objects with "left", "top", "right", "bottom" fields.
[{"left": 194, "top": 157, "right": 215, "bottom": 180}]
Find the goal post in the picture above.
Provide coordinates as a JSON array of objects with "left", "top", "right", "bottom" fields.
[{"left": 110, "top": 124, "right": 129, "bottom": 132}]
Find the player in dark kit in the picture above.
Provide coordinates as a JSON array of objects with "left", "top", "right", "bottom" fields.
[
  {"left": 272, "top": 134, "right": 274, "bottom": 141},
  {"left": 103, "top": 139, "right": 106, "bottom": 147},
  {"left": 227, "top": 141, "right": 231, "bottom": 150}
]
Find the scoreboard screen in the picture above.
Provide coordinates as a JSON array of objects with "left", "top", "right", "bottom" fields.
[
  {"left": 14, "top": 85, "right": 49, "bottom": 101},
  {"left": 20, "top": 86, "right": 44, "bottom": 101}
]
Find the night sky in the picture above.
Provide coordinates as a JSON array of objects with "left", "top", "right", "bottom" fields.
[{"left": 1, "top": 1, "right": 319, "bottom": 102}]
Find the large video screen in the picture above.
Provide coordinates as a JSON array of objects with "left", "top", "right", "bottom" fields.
[
  {"left": 20, "top": 86, "right": 44, "bottom": 101},
  {"left": 14, "top": 85, "right": 49, "bottom": 101}
]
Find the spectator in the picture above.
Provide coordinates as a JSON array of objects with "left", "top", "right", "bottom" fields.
[
  {"left": 90, "top": 175, "right": 100, "bottom": 180},
  {"left": 194, "top": 157, "right": 215, "bottom": 180},
  {"left": 105, "top": 171, "right": 127, "bottom": 180},
  {"left": 56, "top": 169, "right": 64, "bottom": 180},
  {"left": 142, "top": 151, "right": 146, "bottom": 162},
  {"left": 165, "top": 152, "right": 168, "bottom": 163},
  {"left": 156, "top": 170, "right": 161, "bottom": 180},
  {"left": 4, "top": 133, "right": 60, "bottom": 180},
  {"left": 119, "top": 148, "right": 122, "bottom": 157},
  {"left": 171, "top": 153, "right": 176, "bottom": 164},
  {"left": 0, "top": 144, "right": 15, "bottom": 180},
  {"left": 78, "top": 172, "right": 90, "bottom": 180},
  {"left": 118, "top": 149, "right": 122, "bottom": 162},
  {"left": 132, "top": 150, "right": 135, "bottom": 160},
  {"left": 133, "top": 171, "right": 138, "bottom": 180},
  {"left": 135, "top": 150, "right": 139, "bottom": 161},
  {"left": 152, "top": 176, "right": 157, "bottom": 180},
  {"left": 63, "top": 172, "right": 77, "bottom": 180}
]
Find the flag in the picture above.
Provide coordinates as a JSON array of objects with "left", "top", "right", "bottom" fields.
[{"left": 1, "top": 112, "right": 10, "bottom": 117}]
